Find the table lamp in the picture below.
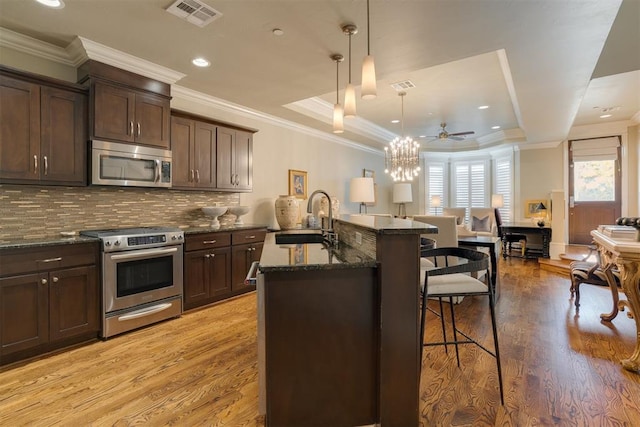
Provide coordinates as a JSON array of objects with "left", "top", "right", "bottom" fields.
[
  {"left": 491, "top": 194, "right": 504, "bottom": 224},
  {"left": 393, "top": 183, "right": 412, "bottom": 217},
  {"left": 350, "top": 177, "right": 375, "bottom": 214},
  {"left": 534, "top": 202, "right": 547, "bottom": 226},
  {"left": 430, "top": 195, "right": 442, "bottom": 215}
]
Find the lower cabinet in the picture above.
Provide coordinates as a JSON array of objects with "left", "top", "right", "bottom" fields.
[
  {"left": 184, "top": 227, "right": 266, "bottom": 311},
  {"left": 0, "top": 242, "right": 100, "bottom": 365}
]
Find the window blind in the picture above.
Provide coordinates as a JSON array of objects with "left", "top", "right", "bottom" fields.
[{"left": 571, "top": 137, "right": 620, "bottom": 161}]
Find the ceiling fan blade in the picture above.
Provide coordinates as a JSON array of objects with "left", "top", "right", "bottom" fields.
[
  {"left": 448, "top": 131, "right": 475, "bottom": 136},
  {"left": 449, "top": 136, "right": 466, "bottom": 141}
]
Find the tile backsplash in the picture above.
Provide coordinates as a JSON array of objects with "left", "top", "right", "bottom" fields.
[{"left": 0, "top": 185, "right": 239, "bottom": 241}]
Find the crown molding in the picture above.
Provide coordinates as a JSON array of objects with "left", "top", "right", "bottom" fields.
[
  {"left": 0, "top": 27, "right": 75, "bottom": 66},
  {"left": 172, "top": 85, "right": 383, "bottom": 156},
  {"left": 70, "top": 37, "right": 186, "bottom": 84},
  {"left": 567, "top": 119, "right": 632, "bottom": 140}
]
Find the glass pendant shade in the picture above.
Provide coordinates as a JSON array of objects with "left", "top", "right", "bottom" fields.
[
  {"left": 344, "top": 83, "right": 357, "bottom": 118},
  {"left": 384, "top": 137, "right": 420, "bottom": 182},
  {"left": 333, "top": 103, "right": 344, "bottom": 133},
  {"left": 361, "top": 55, "right": 377, "bottom": 99}
]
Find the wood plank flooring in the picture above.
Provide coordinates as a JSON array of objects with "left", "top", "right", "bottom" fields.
[{"left": 1, "top": 257, "right": 639, "bottom": 426}]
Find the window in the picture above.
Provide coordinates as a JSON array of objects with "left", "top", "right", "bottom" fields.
[
  {"left": 426, "top": 162, "right": 446, "bottom": 215},
  {"left": 453, "top": 161, "right": 487, "bottom": 221},
  {"left": 494, "top": 156, "right": 513, "bottom": 222}
]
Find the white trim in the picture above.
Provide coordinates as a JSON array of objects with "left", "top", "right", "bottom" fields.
[
  {"left": 171, "top": 85, "right": 383, "bottom": 156},
  {"left": 497, "top": 49, "right": 524, "bottom": 130},
  {"left": 0, "top": 27, "right": 75, "bottom": 66}
]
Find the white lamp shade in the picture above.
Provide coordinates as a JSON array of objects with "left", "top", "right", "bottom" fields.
[
  {"left": 344, "top": 83, "right": 357, "bottom": 118},
  {"left": 333, "top": 103, "right": 344, "bottom": 133},
  {"left": 393, "top": 183, "right": 412, "bottom": 204},
  {"left": 430, "top": 195, "right": 442, "bottom": 208},
  {"left": 491, "top": 194, "right": 504, "bottom": 208},
  {"left": 361, "top": 55, "right": 377, "bottom": 100},
  {"left": 350, "top": 177, "right": 375, "bottom": 203}
]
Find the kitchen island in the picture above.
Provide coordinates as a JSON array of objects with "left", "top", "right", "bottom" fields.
[{"left": 257, "top": 215, "right": 437, "bottom": 426}]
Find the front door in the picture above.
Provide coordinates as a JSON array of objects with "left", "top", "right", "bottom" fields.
[{"left": 568, "top": 137, "right": 621, "bottom": 244}]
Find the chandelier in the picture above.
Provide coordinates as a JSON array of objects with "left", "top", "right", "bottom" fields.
[{"left": 384, "top": 92, "right": 420, "bottom": 181}]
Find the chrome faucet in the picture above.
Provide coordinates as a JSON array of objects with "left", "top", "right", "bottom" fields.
[{"left": 307, "top": 189, "right": 337, "bottom": 245}]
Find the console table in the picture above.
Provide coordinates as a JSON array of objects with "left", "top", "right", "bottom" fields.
[
  {"left": 500, "top": 222, "right": 552, "bottom": 259},
  {"left": 591, "top": 230, "right": 640, "bottom": 372}
]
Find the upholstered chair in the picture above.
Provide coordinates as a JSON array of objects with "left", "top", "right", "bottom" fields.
[{"left": 468, "top": 207, "right": 497, "bottom": 237}]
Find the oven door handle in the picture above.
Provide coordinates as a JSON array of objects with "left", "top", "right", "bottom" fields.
[
  {"left": 109, "top": 246, "right": 179, "bottom": 260},
  {"left": 117, "top": 302, "right": 174, "bottom": 322},
  {"left": 244, "top": 261, "right": 260, "bottom": 285}
]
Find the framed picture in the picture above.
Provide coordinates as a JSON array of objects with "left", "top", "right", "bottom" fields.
[
  {"left": 524, "top": 199, "right": 546, "bottom": 218},
  {"left": 362, "top": 169, "right": 377, "bottom": 206},
  {"left": 289, "top": 244, "right": 307, "bottom": 265},
  {"left": 288, "top": 169, "right": 307, "bottom": 199}
]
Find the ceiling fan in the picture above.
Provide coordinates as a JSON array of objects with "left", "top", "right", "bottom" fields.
[{"left": 428, "top": 122, "right": 475, "bottom": 141}]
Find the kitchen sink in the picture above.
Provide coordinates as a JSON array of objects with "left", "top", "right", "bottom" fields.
[{"left": 274, "top": 231, "right": 325, "bottom": 244}]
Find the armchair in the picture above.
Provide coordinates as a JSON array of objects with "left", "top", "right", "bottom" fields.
[{"left": 468, "top": 208, "right": 498, "bottom": 237}]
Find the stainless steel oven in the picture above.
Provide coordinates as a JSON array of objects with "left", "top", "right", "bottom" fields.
[{"left": 81, "top": 226, "right": 184, "bottom": 338}]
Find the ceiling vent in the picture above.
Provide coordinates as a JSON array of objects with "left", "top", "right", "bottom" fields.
[
  {"left": 390, "top": 80, "right": 416, "bottom": 91},
  {"left": 166, "top": 0, "right": 222, "bottom": 28}
]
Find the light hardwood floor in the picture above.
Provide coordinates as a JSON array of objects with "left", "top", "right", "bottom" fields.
[{"left": 1, "top": 257, "right": 639, "bottom": 426}]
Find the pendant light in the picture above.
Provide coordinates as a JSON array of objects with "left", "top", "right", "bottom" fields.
[
  {"left": 361, "top": 0, "right": 377, "bottom": 99},
  {"left": 331, "top": 54, "right": 344, "bottom": 134},
  {"left": 384, "top": 92, "right": 420, "bottom": 182},
  {"left": 342, "top": 24, "right": 358, "bottom": 118}
]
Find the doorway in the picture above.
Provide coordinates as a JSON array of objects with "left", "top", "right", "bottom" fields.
[{"left": 568, "top": 137, "right": 621, "bottom": 244}]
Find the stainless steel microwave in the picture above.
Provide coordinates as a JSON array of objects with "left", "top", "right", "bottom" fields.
[{"left": 91, "top": 140, "right": 172, "bottom": 188}]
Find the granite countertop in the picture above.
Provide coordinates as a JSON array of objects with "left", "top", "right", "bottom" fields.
[
  {"left": 181, "top": 223, "right": 268, "bottom": 235},
  {"left": 336, "top": 215, "right": 438, "bottom": 234},
  {"left": 258, "top": 232, "right": 377, "bottom": 273},
  {"left": 0, "top": 235, "right": 100, "bottom": 250}
]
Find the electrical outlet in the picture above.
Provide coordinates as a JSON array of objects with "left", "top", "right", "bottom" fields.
[{"left": 355, "top": 231, "right": 362, "bottom": 245}]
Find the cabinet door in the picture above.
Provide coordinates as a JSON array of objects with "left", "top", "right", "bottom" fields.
[
  {"left": 40, "top": 86, "right": 87, "bottom": 185},
  {"left": 0, "top": 273, "right": 48, "bottom": 357},
  {"left": 231, "top": 242, "right": 263, "bottom": 291},
  {"left": 0, "top": 75, "right": 40, "bottom": 181},
  {"left": 207, "top": 246, "right": 232, "bottom": 298},
  {"left": 93, "top": 82, "right": 135, "bottom": 142},
  {"left": 49, "top": 265, "right": 99, "bottom": 341},
  {"left": 193, "top": 122, "right": 217, "bottom": 188},
  {"left": 135, "top": 92, "right": 170, "bottom": 149},
  {"left": 184, "top": 249, "right": 210, "bottom": 309},
  {"left": 216, "top": 126, "right": 235, "bottom": 189},
  {"left": 235, "top": 130, "right": 253, "bottom": 191},
  {"left": 170, "top": 116, "right": 195, "bottom": 188}
]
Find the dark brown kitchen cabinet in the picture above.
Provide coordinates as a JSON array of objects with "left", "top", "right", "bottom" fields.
[
  {"left": 0, "top": 68, "right": 87, "bottom": 186},
  {"left": 171, "top": 116, "right": 216, "bottom": 189},
  {"left": 217, "top": 126, "right": 253, "bottom": 191},
  {"left": 93, "top": 81, "right": 170, "bottom": 149},
  {"left": 183, "top": 228, "right": 266, "bottom": 311},
  {"left": 231, "top": 229, "right": 266, "bottom": 291},
  {"left": 0, "top": 242, "right": 100, "bottom": 365}
]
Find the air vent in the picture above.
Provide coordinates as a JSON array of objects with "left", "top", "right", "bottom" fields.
[
  {"left": 166, "top": 0, "right": 222, "bottom": 28},
  {"left": 390, "top": 80, "right": 416, "bottom": 91}
]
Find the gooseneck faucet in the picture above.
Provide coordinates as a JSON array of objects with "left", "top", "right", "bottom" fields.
[{"left": 307, "top": 189, "right": 337, "bottom": 245}]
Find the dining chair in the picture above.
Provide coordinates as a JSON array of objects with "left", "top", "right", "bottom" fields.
[{"left": 419, "top": 246, "right": 504, "bottom": 404}]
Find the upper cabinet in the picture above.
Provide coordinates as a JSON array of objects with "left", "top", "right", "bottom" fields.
[
  {"left": 79, "top": 61, "right": 171, "bottom": 149},
  {"left": 0, "top": 66, "right": 88, "bottom": 186},
  {"left": 171, "top": 111, "right": 256, "bottom": 192},
  {"left": 217, "top": 126, "right": 253, "bottom": 191}
]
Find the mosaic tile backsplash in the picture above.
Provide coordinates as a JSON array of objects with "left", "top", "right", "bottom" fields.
[{"left": 0, "top": 185, "right": 239, "bottom": 242}]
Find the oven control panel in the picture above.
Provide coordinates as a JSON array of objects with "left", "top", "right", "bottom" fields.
[{"left": 102, "top": 232, "right": 184, "bottom": 252}]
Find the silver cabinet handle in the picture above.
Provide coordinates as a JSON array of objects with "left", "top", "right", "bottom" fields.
[
  {"left": 210, "top": 253, "right": 215, "bottom": 258},
  {"left": 155, "top": 159, "right": 160, "bottom": 182},
  {"left": 52, "top": 276, "right": 59, "bottom": 283},
  {"left": 40, "top": 257, "right": 62, "bottom": 263},
  {"left": 205, "top": 254, "right": 210, "bottom": 259},
  {"left": 190, "top": 169, "right": 194, "bottom": 182},
  {"left": 137, "top": 122, "right": 141, "bottom": 137},
  {"left": 43, "top": 156, "right": 48, "bottom": 175},
  {"left": 130, "top": 121, "right": 134, "bottom": 136},
  {"left": 41, "top": 278, "right": 48, "bottom": 285},
  {"left": 245, "top": 235, "right": 256, "bottom": 239},
  {"left": 203, "top": 240, "right": 217, "bottom": 244},
  {"left": 195, "top": 169, "right": 200, "bottom": 183},
  {"left": 34, "top": 155, "right": 38, "bottom": 174}
]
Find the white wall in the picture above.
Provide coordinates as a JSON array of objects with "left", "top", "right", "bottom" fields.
[{"left": 517, "top": 145, "right": 564, "bottom": 220}]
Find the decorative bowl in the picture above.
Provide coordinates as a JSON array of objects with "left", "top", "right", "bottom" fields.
[
  {"left": 228, "top": 206, "right": 250, "bottom": 225},
  {"left": 202, "top": 206, "right": 228, "bottom": 229}
]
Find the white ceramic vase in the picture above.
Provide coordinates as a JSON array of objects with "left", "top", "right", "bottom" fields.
[{"left": 275, "top": 195, "right": 300, "bottom": 230}]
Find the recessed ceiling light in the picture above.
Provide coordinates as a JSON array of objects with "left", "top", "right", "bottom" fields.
[
  {"left": 272, "top": 28, "right": 284, "bottom": 36},
  {"left": 478, "top": 105, "right": 490, "bottom": 110},
  {"left": 600, "top": 114, "right": 612, "bottom": 118},
  {"left": 192, "top": 57, "right": 210, "bottom": 67},
  {"left": 391, "top": 119, "right": 400, "bottom": 124},
  {"left": 35, "top": 0, "right": 64, "bottom": 8},
  {"left": 491, "top": 125, "right": 501, "bottom": 130}
]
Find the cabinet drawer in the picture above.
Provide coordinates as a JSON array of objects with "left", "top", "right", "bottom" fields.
[
  {"left": 0, "top": 243, "right": 99, "bottom": 277},
  {"left": 232, "top": 229, "right": 266, "bottom": 246},
  {"left": 185, "top": 232, "right": 231, "bottom": 252}
]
